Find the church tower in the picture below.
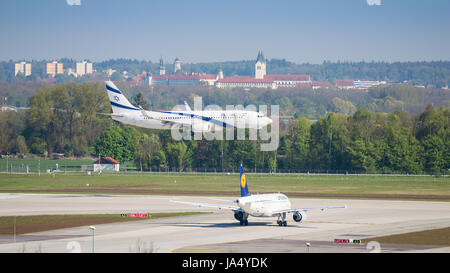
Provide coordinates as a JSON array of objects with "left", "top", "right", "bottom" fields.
[
  {"left": 174, "top": 57, "right": 181, "bottom": 73},
  {"left": 159, "top": 57, "right": 165, "bottom": 75},
  {"left": 255, "top": 50, "right": 266, "bottom": 79}
]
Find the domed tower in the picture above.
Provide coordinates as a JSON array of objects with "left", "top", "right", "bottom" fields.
[
  {"left": 159, "top": 57, "right": 165, "bottom": 75},
  {"left": 255, "top": 50, "right": 266, "bottom": 79}
]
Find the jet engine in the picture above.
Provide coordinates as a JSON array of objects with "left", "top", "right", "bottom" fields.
[
  {"left": 293, "top": 211, "right": 307, "bottom": 222},
  {"left": 234, "top": 211, "right": 244, "bottom": 221},
  {"left": 191, "top": 122, "right": 212, "bottom": 133}
]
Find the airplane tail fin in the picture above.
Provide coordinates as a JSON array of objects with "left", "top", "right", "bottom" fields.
[
  {"left": 105, "top": 81, "right": 139, "bottom": 113},
  {"left": 240, "top": 164, "right": 251, "bottom": 197}
]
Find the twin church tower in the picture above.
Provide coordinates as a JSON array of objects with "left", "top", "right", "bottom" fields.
[{"left": 158, "top": 51, "right": 267, "bottom": 79}]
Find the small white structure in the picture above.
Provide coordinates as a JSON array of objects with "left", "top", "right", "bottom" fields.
[{"left": 93, "top": 157, "right": 120, "bottom": 172}]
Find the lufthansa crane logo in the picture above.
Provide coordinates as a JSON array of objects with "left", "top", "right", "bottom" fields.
[{"left": 241, "top": 174, "right": 246, "bottom": 188}]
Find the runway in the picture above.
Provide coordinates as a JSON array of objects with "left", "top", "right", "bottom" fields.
[{"left": 0, "top": 193, "right": 449, "bottom": 253}]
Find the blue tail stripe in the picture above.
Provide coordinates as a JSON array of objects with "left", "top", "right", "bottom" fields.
[
  {"left": 110, "top": 101, "right": 139, "bottom": 110},
  {"left": 106, "top": 85, "right": 122, "bottom": 94}
]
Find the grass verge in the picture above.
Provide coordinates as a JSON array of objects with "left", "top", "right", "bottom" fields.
[
  {"left": 363, "top": 227, "right": 450, "bottom": 246},
  {"left": 0, "top": 212, "right": 209, "bottom": 235}
]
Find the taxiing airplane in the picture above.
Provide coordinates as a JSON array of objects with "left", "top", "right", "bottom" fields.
[
  {"left": 104, "top": 81, "right": 272, "bottom": 132},
  {"left": 171, "top": 165, "right": 347, "bottom": 226}
]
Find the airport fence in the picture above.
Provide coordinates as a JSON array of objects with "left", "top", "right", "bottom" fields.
[{"left": 0, "top": 163, "right": 447, "bottom": 177}]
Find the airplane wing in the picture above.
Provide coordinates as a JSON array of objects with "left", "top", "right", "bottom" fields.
[
  {"left": 96, "top": 113, "right": 125, "bottom": 118},
  {"left": 170, "top": 200, "right": 240, "bottom": 211},
  {"left": 272, "top": 205, "right": 347, "bottom": 214}
]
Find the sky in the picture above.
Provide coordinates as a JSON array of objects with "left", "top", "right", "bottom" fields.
[{"left": 0, "top": 0, "right": 449, "bottom": 64}]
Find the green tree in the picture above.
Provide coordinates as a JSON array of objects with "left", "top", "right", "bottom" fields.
[{"left": 94, "top": 125, "right": 134, "bottom": 163}]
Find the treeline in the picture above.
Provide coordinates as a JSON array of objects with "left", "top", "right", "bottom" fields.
[
  {"left": 0, "top": 82, "right": 448, "bottom": 175},
  {"left": 0, "top": 82, "right": 111, "bottom": 156},
  {"left": 121, "top": 82, "right": 450, "bottom": 119}
]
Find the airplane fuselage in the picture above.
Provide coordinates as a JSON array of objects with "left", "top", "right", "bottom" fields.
[
  {"left": 237, "top": 193, "right": 291, "bottom": 217},
  {"left": 113, "top": 109, "right": 271, "bottom": 132}
]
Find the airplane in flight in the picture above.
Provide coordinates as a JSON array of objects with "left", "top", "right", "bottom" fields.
[
  {"left": 171, "top": 165, "right": 347, "bottom": 226},
  {"left": 104, "top": 81, "right": 272, "bottom": 132}
]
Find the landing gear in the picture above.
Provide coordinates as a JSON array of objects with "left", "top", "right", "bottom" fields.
[
  {"left": 277, "top": 213, "right": 288, "bottom": 227},
  {"left": 240, "top": 220, "right": 249, "bottom": 226}
]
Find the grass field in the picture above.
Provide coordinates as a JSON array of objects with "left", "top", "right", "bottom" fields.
[
  {"left": 0, "top": 212, "right": 208, "bottom": 235},
  {"left": 0, "top": 172, "right": 448, "bottom": 201},
  {"left": 363, "top": 227, "right": 450, "bottom": 246}
]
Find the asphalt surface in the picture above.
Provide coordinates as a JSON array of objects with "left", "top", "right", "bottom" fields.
[{"left": 0, "top": 193, "right": 449, "bottom": 253}]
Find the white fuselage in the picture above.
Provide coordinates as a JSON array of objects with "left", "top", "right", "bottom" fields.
[
  {"left": 113, "top": 109, "right": 272, "bottom": 132},
  {"left": 237, "top": 193, "right": 291, "bottom": 217}
]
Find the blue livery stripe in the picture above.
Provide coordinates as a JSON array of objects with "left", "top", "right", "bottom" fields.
[
  {"left": 110, "top": 101, "right": 139, "bottom": 110},
  {"left": 106, "top": 85, "right": 122, "bottom": 94},
  {"left": 158, "top": 111, "right": 234, "bottom": 128}
]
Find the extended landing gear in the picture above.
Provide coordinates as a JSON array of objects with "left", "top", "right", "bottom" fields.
[
  {"left": 277, "top": 213, "right": 288, "bottom": 227},
  {"left": 235, "top": 211, "right": 249, "bottom": 226}
]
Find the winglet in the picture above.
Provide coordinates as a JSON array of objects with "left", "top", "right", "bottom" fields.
[{"left": 184, "top": 101, "right": 192, "bottom": 111}]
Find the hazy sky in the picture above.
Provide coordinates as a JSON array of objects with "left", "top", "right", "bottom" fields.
[{"left": 1, "top": 0, "right": 449, "bottom": 64}]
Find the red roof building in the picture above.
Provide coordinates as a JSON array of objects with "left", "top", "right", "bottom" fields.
[
  {"left": 93, "top": 157, "right": 120, "bottom": 172},
  {"left": 94, "top": 157, "right": 120, "bottom": 164},
  {"left": 312, "top": 81, "right": 333, "bottom": 89},
  {"left": 335, "top": 80, "right": 355, "bottom": 89},
  {"left": 215, "top": 76, "right": 277, "bottom": 89},
  {"left": 149, "top": 73, "right": 218, "bottom": 86}
]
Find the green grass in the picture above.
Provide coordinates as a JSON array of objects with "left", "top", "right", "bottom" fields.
[
  {"left": 0, "top": 212, "right": 209, "bottom": 235},
  {"left": 363, "top": 227, "right": 450, "bottom": 246},
  {"left": 0, "top": 172, "right": 448, "bottom": 200}
]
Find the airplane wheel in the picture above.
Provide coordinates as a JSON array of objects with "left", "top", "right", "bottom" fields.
[
  {"left": 239, "top": 221, "right": 243, "bottom": 226},
  {"left": 283, "top": 221, "right": 287, "bottom": 227},
  {"left": 277, "top": 220, "right": 281, "bottom": 226},
  {"left": 244, "top": 220, "right": 248, "bottom": 226}
]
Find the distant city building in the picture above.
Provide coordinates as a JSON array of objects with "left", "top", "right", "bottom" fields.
[
  {"left": 66, "top": 68, "right": 78, "bottom": 77},
  {"left": 14, "top": 61, "right": 31, "bottom": 77},
  {"left": 216, "top": 51, "right": 310, "bottom": 90},
  {"left": 265, "top": 74, "right": 311, "bottom": 88},
  {"left": 1, "top": 105, "right": 17, "bottom": 112},
  {"left": 46, "top": 61, "right": 63, "bottom": 77},
  {"left": 159, "top": 57, "right": 166, "bottom": 75},
  {"left": 215, "top": 76, "right": 277, "bottom": 89},
  {"left": 173, "top": 57, "right": 181, "bottom": 73},
  {"left": 149, "top": 73, "right": 219, "bottom": 86},
  {"left": 312, "top": 81, "right": 333, "bottom": 89},
  {"left": 255, "top": 51, "right": 266, "bottom": 79},
  {"left": 353, "top": 80, "right": 386, "bottom": 89},
  {"left": 75, "top": 61, "right": 93, "bottom": 77},
  {"left": 335, "top": 79, "right": 355, "bottom": 90},
  {"left": 105, "top": 68, "right": 116, "bottom": 77}
]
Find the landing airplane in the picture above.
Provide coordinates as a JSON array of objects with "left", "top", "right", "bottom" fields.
[
  {"left": 171, "top": 165, "right": 347, "bottom": 226},
  {"left": 104, "top": 81, "right": 272, "bottom": 132}
]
